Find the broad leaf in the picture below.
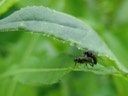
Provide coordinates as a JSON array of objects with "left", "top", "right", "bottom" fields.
[
  {"left": 0, "top": 53, "right": 120, "bottom": 85},
  {"left": 0, "top": 54, "right": 73, "bottom": 85},
  {"left": 0, "top": 6, "right": 127, "bottom": 85}
]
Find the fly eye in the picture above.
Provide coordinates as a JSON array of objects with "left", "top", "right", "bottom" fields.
[{"left": 84, "top": 51, "right": 87, "bottom": 54}]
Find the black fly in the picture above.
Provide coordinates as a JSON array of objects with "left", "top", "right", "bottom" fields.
[
  {"left": 83, "top": 50, "right": 97, "bottom": 64},
  {"left": 74, "top": 57, "right": 94, "bottom": 68}
]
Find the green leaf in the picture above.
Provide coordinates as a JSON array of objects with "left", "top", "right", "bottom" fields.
[
  {"left": 0, "top": 78, "right": 37, "bottom": 96},
  {"left": 65, "top": 72, "right": 118, "bottom": 96},
  {"left": 0, "top": 6, "right": 111, "bottom": 58},
  {"left": 0, "top": 33, "right": 120, "bottom": 85},
  {"left": 0, "top": 53, "right": 120, "bottom": 85},
  {"left": 0, "top": 6, "right": 127, "bottom": 85},
  {"left": 0, "top": 54, "right": 73, "bottom": 85},
  {"left": 0, "top": 0, "right": 18, "bottom": 15},
  {"left": 0, "top": 6, "right": 113, "bottom": 59}
]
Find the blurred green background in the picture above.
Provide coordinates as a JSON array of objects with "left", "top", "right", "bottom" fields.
[{"left": 0, "top": 0, "right": 128, "bottom": 96}]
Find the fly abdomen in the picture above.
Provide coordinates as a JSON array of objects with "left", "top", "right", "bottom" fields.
[{"left": 92, "top": 56, "right": 97, "bottom": 64}]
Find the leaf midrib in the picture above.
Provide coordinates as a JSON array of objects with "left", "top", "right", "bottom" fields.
[
  {"left": 0, "top": 68, "right": 83, "bottom": 79},
  {"left": 0, "top": 18, "right": 87, "bottom": 31},
  {"left": 0, "top": 68, "right": 68, "bottom": 78}
]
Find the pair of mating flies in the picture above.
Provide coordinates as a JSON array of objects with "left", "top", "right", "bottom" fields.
[{"left": 74, "top": 50, "right": 97, "bottom": 68}]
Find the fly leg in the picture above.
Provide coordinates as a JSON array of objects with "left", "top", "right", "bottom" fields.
[
  {"left": 90, "top": 61, "right": 94, "bottom": 67},
  {"left": 90, "top": 63, "right": 93, "bottom": 67},
  {"left": 74, "top": 62, "right": 77, "bottom": 68},
  {"left": 88, "top": 60, "right": 94, "bottom": 67},
  {"left": 85, "top": 63, "right": 89, "bottom": 69}
]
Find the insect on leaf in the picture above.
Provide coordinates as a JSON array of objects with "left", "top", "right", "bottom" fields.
[{"left": 0, "top": 6, "right": 127, "bottom": 85}]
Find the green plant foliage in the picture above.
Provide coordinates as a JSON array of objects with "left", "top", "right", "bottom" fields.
[
  {"left": 0, "top": 33, "right": 119, "bottom": 85},
  {"left": 0, "top": 6, "right": 110, "bottom": 56},
  {"left": 65, "top": 72, "right": 119, "bottom": 96},
  {"left": 0, "top": 0, "right": 19, "bottom": 15},
  {"left": 0, "top": 0, "right": 128, "bottom": 96},
  {"left": 0, "top": 5, "right": 127, "bottom": 85},
  {"left": 0, "top": 6, "right": 127, "bottom": 73},
  {"left": 0, "top": 53, "right": 73, "bottom": 85}
]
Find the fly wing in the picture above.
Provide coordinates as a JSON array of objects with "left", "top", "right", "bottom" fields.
[{"left": 95, "top": 55, "right": 105, "bottom": 63}]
